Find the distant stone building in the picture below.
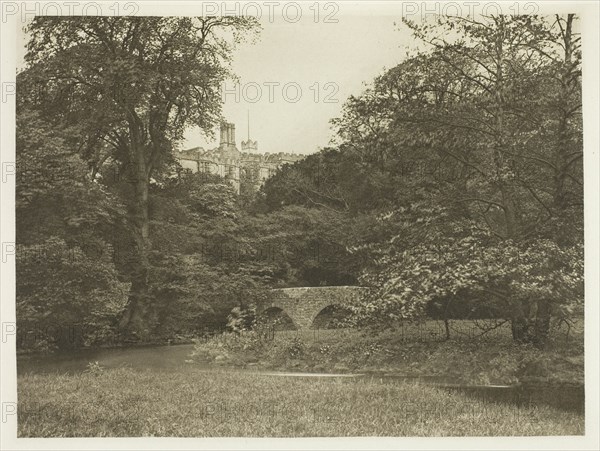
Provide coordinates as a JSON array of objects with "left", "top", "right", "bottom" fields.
[{"left": 176, "top": 122, "right": 304, "bottom": 193}]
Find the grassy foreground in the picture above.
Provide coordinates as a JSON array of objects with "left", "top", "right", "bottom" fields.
[{"left": 18, "top": 366, "right": 583, "bottom": 437}]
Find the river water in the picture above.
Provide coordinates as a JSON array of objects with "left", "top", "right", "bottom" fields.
[{"left": 18, "top": 343, "right": 200, "bottom": 374}]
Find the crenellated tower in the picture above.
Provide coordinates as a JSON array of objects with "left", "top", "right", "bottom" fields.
[{"left": 241, "top": 139, "right": 258, "bottom": 152}]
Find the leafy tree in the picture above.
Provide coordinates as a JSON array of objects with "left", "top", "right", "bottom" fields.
[
  {"left": 259, "top": 151, "right": 352, "bottom": 212},
  {"left": 259, "top": 147, "right": 414, "bottom": 214},
  {"left": 241, "top": 206, "right": 362, "bottom": 287},
  {"left": 16, "top": 110, "right": 128, "bottom": 350},
  {"left": 140, "top": 170, "right": 276, "bottom": 337},
  {"left": 238, "top": 165, "right": 263, "bottom": 209},
  {"left": 19, "top": 17, "right": 260, "bottom": 337},
  {"left": 334, "top": 15, "right": 583, "bottom": 346},
  {"left": 401, "top": 14, "right": 582, "bottom": 242},
  {"left": 17, "top": 238, "right": 129, "bottom": 350}
]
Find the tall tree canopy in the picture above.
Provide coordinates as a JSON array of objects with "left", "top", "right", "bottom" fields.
[
  {"left": 332, "top": 14, "right": 583, "bottom": 345},
  {"left": 19, "top": 16, "right": 260, "bottom": 336},
  {"left": 255, "top": 14, "right": 582, "bottom": 346}
]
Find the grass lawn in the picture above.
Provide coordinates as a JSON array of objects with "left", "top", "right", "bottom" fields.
[{"left": 18, "top": 366, "right": 584, "bottom": 437}]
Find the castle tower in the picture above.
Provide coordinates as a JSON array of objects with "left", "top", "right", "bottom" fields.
[
  {"left": 176, "top": 118, "right": 304, "bottom": 197},
  {"left": 241, "top": 139, "right": 258, "bottom": 152},
  {"left": 241, "top": 111, "right": 258, "bottom": 153},
  {"left": 219, "top": 122, "right": 236, "bottom": 148}
]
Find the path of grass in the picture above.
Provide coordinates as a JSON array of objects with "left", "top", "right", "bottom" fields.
[{"left": 18, "top": 366, "right": 584, "bottom": 437}]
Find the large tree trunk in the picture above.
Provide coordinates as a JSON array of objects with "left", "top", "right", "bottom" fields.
[
  {"left": 533, "top": 299, "right": 551, "bottom": 348},
  {"left": 492, "top": 20, "right": 534, "bottom": 345},
  {"left": 510, "top": 298, "right": 551, "bottom": 347},
  {"left": 511, "top": 299, "right": 532, "bottom": 343},
  {"left": 511, "top": 318, "right": 529, "bottom": 343},
  {"left": 118, "top": 145, "right": 155, "bottom": 339}
]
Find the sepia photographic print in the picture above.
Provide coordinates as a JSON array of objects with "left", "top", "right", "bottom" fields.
[{"left": 1, "top": 1, "right": 599, "bottom": 449}]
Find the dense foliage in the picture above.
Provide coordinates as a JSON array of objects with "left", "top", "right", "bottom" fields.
[
  {"left": 16, "top": 111, "right": 129, "bottom": 349},
  {"left": 258, "top": 14, "right": 583, "bottom": 346},
  {"left": 16, "top": 14, "right": 583, "bottom": 350},
  {"left": 19, "top": 16, "right": 260, "bottom": 337}
]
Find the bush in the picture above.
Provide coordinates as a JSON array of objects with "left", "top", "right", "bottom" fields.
[
  {"left": 192, "top": 324, "right": 583, "bottom": 385},
  {"left": 16, "top": 238, "right": 129, "bottom": 351},
  {"left": 287, "top": 337, "right": 305, "bottom": 358}
]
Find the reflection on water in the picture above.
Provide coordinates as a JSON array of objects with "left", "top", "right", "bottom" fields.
[
  {"left": 17, "top": 344, "right": 199, "bottom": 374},
  {"left": 17, "top": 344, "right": 584, "bottom": 414}
]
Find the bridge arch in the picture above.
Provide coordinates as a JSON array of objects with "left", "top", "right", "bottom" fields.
[
  {"left": 260, "top": 306, "right": 297, "bottom": 330},
  {"left": 310, "top": 304, "right": 353, "bottom": 329},
  {"left": 256, "top": 286, "right": 366, "bottom": 331}
]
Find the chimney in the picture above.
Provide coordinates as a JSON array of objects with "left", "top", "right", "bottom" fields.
[
  {"left": 220, "top": 122, "right": 228, "bottom": 146},
  {"left": 228, "top": 123, "right": 235, "bottom": 146},
  {"left": 220, "top": 122, "right": 236, "bottom": 147}
]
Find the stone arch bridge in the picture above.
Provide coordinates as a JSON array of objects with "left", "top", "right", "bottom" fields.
[{"left": 257, "top": 286, "right": 367, "bottom": 330}]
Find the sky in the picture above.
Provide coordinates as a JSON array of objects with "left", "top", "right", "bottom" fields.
[
  {"left": 186, "top": 5, "right": 414, "bottom": 155},
  {"left": 15, "top": 3, "right": 416, "bottom": 155}
]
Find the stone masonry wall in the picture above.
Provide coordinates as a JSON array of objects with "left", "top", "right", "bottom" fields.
[{"left": 258, "top": 286, "right": 366, "bottom": 330}]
